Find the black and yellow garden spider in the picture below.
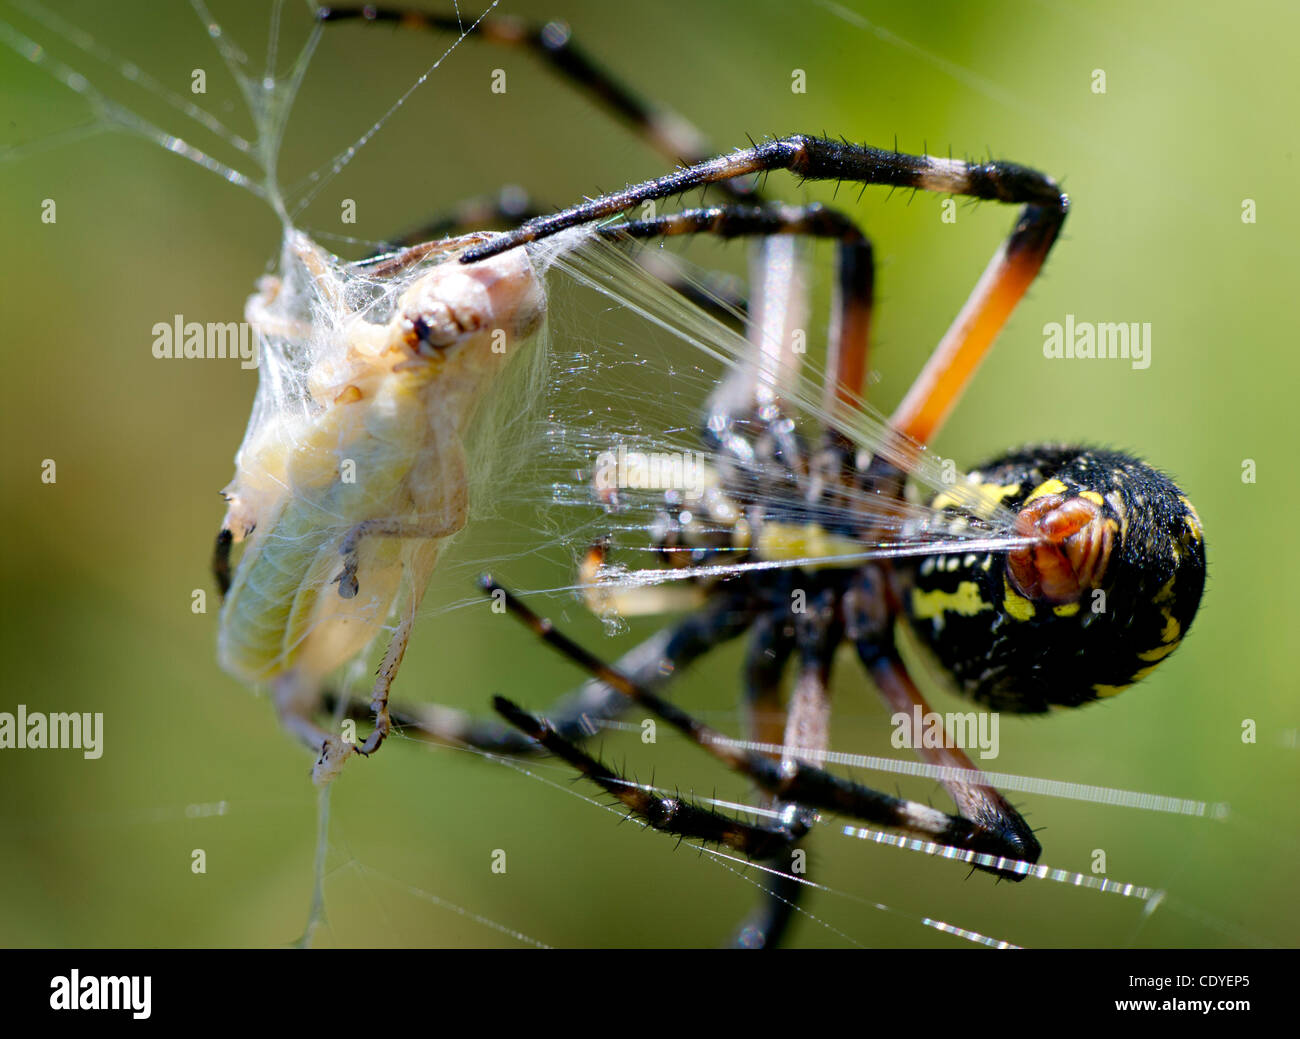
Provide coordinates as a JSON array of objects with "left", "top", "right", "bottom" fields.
[{"left": 315, "top": 6, "right": 1207, "bottom": 947}]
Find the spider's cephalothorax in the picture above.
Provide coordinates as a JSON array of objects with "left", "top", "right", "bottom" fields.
[{"left": 901, "top": 446, "right": 1206, "bottom": 712}]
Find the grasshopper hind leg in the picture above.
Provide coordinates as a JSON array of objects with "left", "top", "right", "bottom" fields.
[{"left": 272, "top": 671, "right": 354, "bottom": 785}]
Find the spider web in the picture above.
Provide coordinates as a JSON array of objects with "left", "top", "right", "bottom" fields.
[{"left": 1, "top": 0, "right": 1293, "bottom": 950}]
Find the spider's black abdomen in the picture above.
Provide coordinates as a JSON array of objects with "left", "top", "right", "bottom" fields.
[{"left": 899, "top": 446, "right": 1206, "bottom": 713}]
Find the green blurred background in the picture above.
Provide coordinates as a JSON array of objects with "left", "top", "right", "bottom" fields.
[{"left": 1, "top": 0, "right": 1297, "bottom": 948}]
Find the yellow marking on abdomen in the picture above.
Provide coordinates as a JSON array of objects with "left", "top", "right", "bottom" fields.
[
  {"left": 1139, "top": 640, "right": 1181, "bottom": 663},
  {"left": 910, "top": 581, "right": 993, "bottom": 620},
  {"left": 1179, "top": 497, "right": 1205, "bottom": 543},
  {"left": 1002, "top": 575, "right": 1036, "bottom": 621},
  {"left": 930, "top": 480, "right": 1022, "bottom": 516},
  {"left": 1025, "top": 478, "right": 1067, "bottom": 503},
  {"left": 1160, "top": 610, "right": 1181, "bottom": 643}
]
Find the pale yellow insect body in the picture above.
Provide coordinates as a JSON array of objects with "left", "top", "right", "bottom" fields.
[{"left": 216, "top": 230, "right": 545, "bottom": 782}]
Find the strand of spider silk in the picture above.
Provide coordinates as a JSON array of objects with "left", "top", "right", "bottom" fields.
[
  {"left": 478, "top": 747, "right": 1002, "bottom": 948},
  {"left": 274, "top": 726, "right": 553, "bottom": 947},
  {"left": 692, "top": 852, "right": 872, "bottom": 949},
  {"left": 485, "top": 541, "right": 1048, "bottom": 608},
  {"left": 294, "top": 784, "right": 333, "bottom": 949},
  {"left": 1215, "top": 808, "right": 1300, "bottom": 856},
  {"left": 315, "top": 739, "right": 553, "bottom": 948},
  {"left": 696, "top": 845, "right": 1020, "bottom": 949},
  {"left": 3, "top": 0, "right": 319, "bottom": 226},
  {"left": 676, "top": 788, "right": 1158, "bottom": 905},
  {"left": 1153, "top": 893, "right": 1276, "bottom": 949},
  {"left": 12, "top": 0, "right": 255, "bottom": 155},
  {"left": 1117, "top": 869, "right": 1272, "bottom": 951},
  {"left": 346, "top": 863, "right": 550, "bottom": 949},
  {"left": 263, "top": 0, "right": 285, "bottom": 90},
  {"left": 284, "top": 0, "right": 502, "bottom": 220},
  {"left": 0, "top": 20, "right": 263, "bottom": 197},
  {"left": 590, "top": 720, "right": 1221, "bottom": 819},
  {"left": 842, "top": 817, "right": 1165, "bottom": 907},
  {"left": 572, "top": 537, "right": 1044, "bottom": 592},
  {"left": 188, "top": 0, "right": 321, "bottom": 224}
]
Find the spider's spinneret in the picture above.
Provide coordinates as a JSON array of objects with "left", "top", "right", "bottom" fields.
[{"left": 901, "top": 445, "right": 1206, "bottom": 712}]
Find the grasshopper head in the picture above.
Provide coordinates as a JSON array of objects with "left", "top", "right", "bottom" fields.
[{"left": 393, "top": 240, "right": 545, "bottom": 378}]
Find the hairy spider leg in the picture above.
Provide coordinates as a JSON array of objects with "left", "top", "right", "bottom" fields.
[{"left": 483, "top": 578, "right": 1034, "bottom": 874}]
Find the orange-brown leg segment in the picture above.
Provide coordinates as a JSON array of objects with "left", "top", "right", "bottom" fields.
[{"left": 890, "top": 203, "right": 1066, "bottom": 446}]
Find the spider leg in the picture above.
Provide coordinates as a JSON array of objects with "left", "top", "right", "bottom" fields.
[
  {"left": 890, "top": 202, "right": 1064, "bottom": 445},
  {"left": 372, "top": 202, "right": 865, "bottom": 393},
  {"left": 493, "top": 695, "right": 810, "bottom": 861},
  {"left": 732, "top": 584, "right": 847, "bottom": 949},
  {"left": 596, "top": 200, "right": 883, "bottom": 587},
  {"left": 742, "top": 612, "right": 798, "bottom": 760},
  {"left": 594, "top": 207, "right": 865, "bottom": 548},
  {"left": 370, "top": 188, "right": 750, "bottom": 324},
  {"left": 355, "top": 189, "right": 753, "bottom": 340},
  {"left": 575, "top": 202, "right": 871, "bottom": 944},
  {"left": 713, "top": 198, "right": 873, "bottom": 945},
  {"left": 462, "top": 135, "right": 1066, "bottom": 266},
  {"left": 603, "top": 200, "right": 864, "bottom": 246},
  {"left": 847, "top": 564, "right": 1041, "bottom": 863},
  {"left": 728, "top": 609, "right": 802, "bottom": 948},
  {"left": 321, "top": 6, "right": 785, "bottom": 322},
  {"left": 601, "top": 200, "right": 873, "bottom": 421},
  {"left": 495, "top": 683, "right": 820, "bottom": 947},
  {"left": 372, "top": 186, "right": 546, "bottom": 252},
  {"left": 483, "top": 576, "right": 1036, "bottom": 878}
]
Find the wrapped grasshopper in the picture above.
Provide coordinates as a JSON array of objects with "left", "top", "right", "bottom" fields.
[{"left": 214, "top": 230, "right": 545, "bottom": 783}]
